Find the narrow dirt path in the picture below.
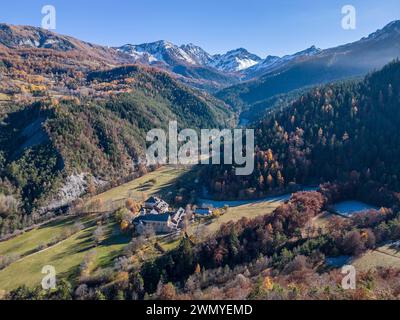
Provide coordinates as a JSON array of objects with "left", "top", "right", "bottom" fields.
[{"left": 11, "top": 236, "right": 73, "bottom": 264}]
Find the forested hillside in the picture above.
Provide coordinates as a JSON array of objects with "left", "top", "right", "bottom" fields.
[
  {"left": 0, "top": 65, "right": 233, "bottom": 236},
  {"left": 0, "top": 23, "right": 240, "bottom": 97},
  {"left": 9, "top": 187, "right": 400, "bottom": 300},
  {"left": 204, "top": 60, "right": 400, "bottom": 201}
]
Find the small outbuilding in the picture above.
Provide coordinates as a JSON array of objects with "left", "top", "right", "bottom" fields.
[{"left": 194, "top": 207, "right": 212, "bottom": 217}]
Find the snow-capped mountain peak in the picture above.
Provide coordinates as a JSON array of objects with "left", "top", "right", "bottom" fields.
[
  {"left": 210, "top": 48, "right": 262, "bottom": 72},
  {"left": 244, "top": 45, "right": 322, "bottom": 78},
  {"left": 116, "top": 41, "right": 263, "bottom": 73},
  {"left": 116, "top": 40, "right": 198, "bottom": 66},
  {"left": 179, "top": 43, "right": 214, "bottom": 65},
  {"left": 116, "top": 40, "right": 323, "bottom": 76}
]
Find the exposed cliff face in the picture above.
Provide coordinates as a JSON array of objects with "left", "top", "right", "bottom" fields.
[{"left": 42, "top": 173, "right": 107, "bottom": 213}]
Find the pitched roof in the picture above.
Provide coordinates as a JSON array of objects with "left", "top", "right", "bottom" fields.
[
  {"left": 195, "top": 208, "right": 212, "bottom": 212},
  {"left": 196, "top": 207, "right": 212, "bottom": 211},
  {"left": 145, "top": 196, "right": 160, "bottom": 204},
  {"left": 133, "top": 213, "right": 170, "bottom": 223}
]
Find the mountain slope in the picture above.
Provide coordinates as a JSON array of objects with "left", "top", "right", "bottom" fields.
[
  {"left": 204, "top": 60, "right": 400, "bottom": 201},
  {"left": 117, "top": 40, "right": 198, "bottom": 66},
  {"left": 115, "top": 40, "right": 241, "bottom": 91},
  {"left": 210, "top": 48, "right": 262, "bottom": 72},
  {"left": 243, "top": 45, "right": 321, "bottom": 79},
  {"left": 0, "top": 64, "right": 233, "bottom": 235},
  {"left": 0, "top": 24, "right": 239, "bottom": 94},
  {"left": 180, "top": 43, "right": 215, "bottom": 65},
  {"left": 217, "top": 20, "right": 400, "bottom": 112},
  {"left": 0, "top": 23, "right": 132, "bottom": 64},
  {"left": 116, "top": 41, "right": 263, "bottom": 73}
]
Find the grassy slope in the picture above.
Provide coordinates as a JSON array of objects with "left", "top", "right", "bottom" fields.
[
  {"left": 186, "top": 198, "right": 285, "bottom": 242},
  {"left": 352, "top": 243, "right": 400, "bottom": 271},
  {"left": 0, "top": 217, "right": 76, "bottom": 257},
  {"left": 0, "top": 216, "right": 133, "bottom": 291},
  {"left": 0, "top": 165, "right": 288, "bottom": 291},
  {"left": 0, "top": 166, "right": 188, "bottom": 291},
  {"left": 197, "top": 199, "right": 283, "bottom": 236},
  {"left": 88, "top": 166, "right": 190, "bottom": 208}
]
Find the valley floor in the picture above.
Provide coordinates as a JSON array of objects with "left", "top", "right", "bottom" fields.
[
  {"left": 1, "top": 166, "right": 400, "bottom": 294},
  {"left": 0, "top": 166, "right": 282, "bottom": 292},
  {"left": 0, "top": 166, "right": 187, "bottom": 292}
]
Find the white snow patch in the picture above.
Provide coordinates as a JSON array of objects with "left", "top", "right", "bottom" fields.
[{"left": 235, "top": 58, "right": 259, "bottom": 71}]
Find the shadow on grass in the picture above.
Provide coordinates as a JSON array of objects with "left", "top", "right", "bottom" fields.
[
  {"left": 388, "top": 242, "right": 400, "bottom": 254},
  {"left": 155, "top": 165, "right": 202, "bottom": 204},
  {"left": 100, "top": 223, "right": 131, "bottom": 247},
  {"left": 37, "top": 216, "right": 76, "bottom": 230},
  {"left": 136, "top": 182, "right": 155, "bottom": 192}
]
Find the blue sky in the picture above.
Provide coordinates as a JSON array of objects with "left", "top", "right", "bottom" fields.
[{"left": 0, "top": 0, "right": 399, "bottom": 57}]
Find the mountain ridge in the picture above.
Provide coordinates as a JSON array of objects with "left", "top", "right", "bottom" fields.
[
  {"left": 3, "top": 20, "right": 397, "bottom": 96},
  {"left": 217, "top": 19, "right": 400, "bottom": 113},
  {"left": 205, "top": 59, "right": 400, "bottom": 201}
]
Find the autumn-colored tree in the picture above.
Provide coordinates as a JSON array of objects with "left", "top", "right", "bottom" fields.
[
  {"left": 263, "top": 276, "right": 274, "bottom": 291},
  {"left": 266, "top": 149, "right": 274, "bottom": 162},
  {"left": 267, "top": 174, "right": 274, "bottom": 188},
  {"left": 120, "top": 220, "right": 130, "bottom": 232},
  {"left": 342, "top": 231, "right": 364, "bottom": 256},
  {"left": 87, "top": 181, "right": 97, "bottom": 196},
  {"left": 125, "top": 198, "right": 140, "bottom": 213},
  {"left": 80, "top": 250, "right": 97, "bottom": 279},
  {"left": 360, "top": 230, "right": 369, "bottom": 241},
  {"left": 158, "top": 283, "right": 177, "bottom": 300},
  {"left": 89, "top": 198, "right": 104, "bottom": 212},
  {"left": 115, "top": 271, "right": 130, "bottom": 289},
  {"left": 277, "top": 171, "right": 284, "bottom": 188},
  {"left": 195, "top": 263, "right": 201, "bottom": 274},
  {"left": 93, "top": 225, "right": 105, "bottom": 246},
  {"left": 212, "top": 209, "right": 221, "bottom": 218},
  {"left": 70, "top": 198, "right": 84, "bottom": 215}
]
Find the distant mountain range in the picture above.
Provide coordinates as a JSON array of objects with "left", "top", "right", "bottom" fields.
[
  {"left": 115, "top": 39, "right": 321, "bottom": 77},
  {"left": 0, "top": 20, "right": 399, "bottom": 99},
  {"left": 0, "top": 23, "right": 325, "bottom": 92},
  {"left": 217, "top": 20, "right": 400, "bottom": 112},
  {"left": 242, "top": 45, "right": 322, "bottom": 79},
  {"left": 114, "top": 39, "right": 325, "bottom": 92}
]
